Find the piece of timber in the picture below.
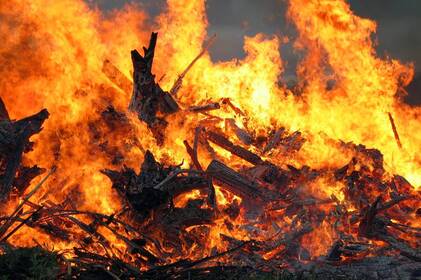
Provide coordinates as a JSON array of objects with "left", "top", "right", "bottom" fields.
[
  {"left": 206, "top": 130, "right": 263, "bottom": 165},
  {"left": 188, "top": 102, "right": 220, "bottom": 113},
  {"left": 225, "top": 118, "right": 253, "bottom": 145},
  {"left": 206, "top": 160, "right": 266, "bottom": 201},
  {"left": 158, "top": 207, "right": 214, "bottom": 229}
]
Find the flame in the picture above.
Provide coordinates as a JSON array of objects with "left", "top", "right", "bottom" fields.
[{"left": 0, "top": 0, "right": 420, "bottom": 264}]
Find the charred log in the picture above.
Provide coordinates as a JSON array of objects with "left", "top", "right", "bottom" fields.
[
  {"left": 129, "top": 32, "right": 179, "bottom": 145},
  {"left": 206, "top": 130, "right": 263, "bottom": 165},
  {"left": 13, "top": 165, "right": 46, "bottom": 195},
  {"left": 0, "top": 102, "right": 49, "bottom": 201},
  {"left": 102, "top": 150, "right": 211, "bottom": 220},
  {"left": 206, "top": 160, "right": 271, "bottom": 202}
]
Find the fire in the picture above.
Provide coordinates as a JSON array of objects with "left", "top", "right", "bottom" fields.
[{"left": 0, "top": 0, "right": 419, "bottom": 270}]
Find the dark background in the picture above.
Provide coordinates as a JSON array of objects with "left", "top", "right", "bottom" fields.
[{"left": 90, "top": 0, "right": 421, "bottom": 104}]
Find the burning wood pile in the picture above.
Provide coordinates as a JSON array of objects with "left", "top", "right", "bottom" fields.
[{"left": 0, "top": 32, "right": 419, "bottom": 280}]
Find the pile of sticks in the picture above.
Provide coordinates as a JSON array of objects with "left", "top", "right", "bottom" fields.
[{"left": 0, "top": 32, "right": 420, "bottom": 280}]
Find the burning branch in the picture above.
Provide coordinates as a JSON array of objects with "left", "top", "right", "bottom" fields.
[
  {"left": 169, "top": 34, "right": 217, "bottom": 97},
  {"left": 388, "top": 112, "right": 402, "bottom": 149}
]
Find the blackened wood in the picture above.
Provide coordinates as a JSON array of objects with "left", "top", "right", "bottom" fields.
[
  {"left": 14, "top": 109, "right": 49, "bottom": 134},
  {"left": 183, "top": 140, "right": 203, "bottom": 171},
  {"left": 193, "top": 126, "right": 202, "bottom": 170},
  {"left": 263, "top": 128, "right": 285, "bottom": 154},
  {"left": 378, "top": 195, "right": 415, "bottom": 212},
  {"left": 0, "top": 109, "right": 49, "bottom": 201},
  {"left": 206, "top": 130, "right": 263, "bottom": 165},
  {"left": 129, "top": 33, "right": 179, "bottom": 144},
  {"left": 358, "top": 196, "right": 382, "bottom": 238},
  {"left": 388, "top": 112, "right": 402, "bottom": 149},
  {"left": 225, "top": 119, "right": 253, "bottom": 146},
  {"left": 162, "top": 176, "right": 210, "bottom": 196},
  {"left": 0, "top": 167, "right": 55, "bottom": 238},
  {"left": 158, "top": 207, "right": 213, "bottom": 229},
  {"left": 188, "top": 102, "right": 220, "bottom": 113},
  {"left": 279, "top": 131, "right": 305, "bottom": 154},
  {"left": 326, "top": 240, "right": 343, "bottom": 261},
  {"left": 129, "top": 32, "right": 158, "bottom": 113},
  {"left": 206, "top": 160, "right": 265, "bottom": 201},
  {"left": 161, "top": 92, "right": 179, "bottom": 113},
  {"left": 377, "top": 233, "right": 421, "bottom": 262},
  {"left": 0, "top": 97, "right": 10, "bottom": 121},
  {"left": 103, "top": 150, "right": 212, "bottom": 220},
  {"left": 13, "top": 165, "right": 46, "bottom": 195},
  {"left": 38, "top": 222, "right": 71, "bottom": 241},
  {"left": 0, "top": 205, "right": 44, "bottom": 242}
]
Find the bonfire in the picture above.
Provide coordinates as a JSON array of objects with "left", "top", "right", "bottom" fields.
[{"left": 0, "top": 0, "right": 419, "bottom": 279}]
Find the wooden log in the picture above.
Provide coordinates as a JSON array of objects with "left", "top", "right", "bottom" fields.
[
  {"left": 0, "top": 109, "right": 49, "bottom": 201},
  {"left": 325, "top": 240, "right": 344, "bottom": 261},
  {"left": 206, "top": 160, "right": 266, "bottom": 201},
  {"left": 161, "top": 176, "right": 210, "bottom": 196},
  {"left": 225, "top": 118, "right": 253, "bottom": 146},
  {"left": 0, "top": 121, "right": 16, "bottom": 153},
  {"left": 128, "top": 32, "right": 179, "bottom": 144},
  {"left": 129, "top": 32, "right": 157, "bottom": 113},
  {"left": 13, "top": 165, "right": 46, "bottom": 195},
  {"left": 158, "top": 207, "right": 214, "bottom": 229},
  {"left": 378, "top": 195, "right": 416, "bottom": 212},
  {"left": 188, "top": 102, "right": 220, "bottom": 113},
  {"left": 14, "top": 109, "right": 49, "bottom": 134},
  {"left": 206, "top": 130, "right": 263, "bottom": 165}
]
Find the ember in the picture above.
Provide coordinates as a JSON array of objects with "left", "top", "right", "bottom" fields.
[{"left": 0, "top": 0, "right": 420, "bottom": 279}]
